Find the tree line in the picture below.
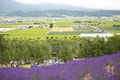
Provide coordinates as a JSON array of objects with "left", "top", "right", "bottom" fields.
[{"left": 0, "top": 35, "right": 120, "bottom": 65}]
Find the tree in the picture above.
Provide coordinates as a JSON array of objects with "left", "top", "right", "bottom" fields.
[
  {"left": 49, "top": 23, "right": 53, "bottom": 28},
  {"left": 106, "top": 35, "right": 120, "bottom": 54},
  {"left": 92, "top": 37, "right": 106, "bottom": 56},
  {"left": 30, "top": 40, "right": 51, "bottom": 63},
  {"left": 58, "top": 45, "right": 73, "bottom": 62},
  {"left": 78, "top": 37, "right": 106, "bottom": 58},
  {"left": 0, "top": 35, "right": 9, "bottom": 65}
]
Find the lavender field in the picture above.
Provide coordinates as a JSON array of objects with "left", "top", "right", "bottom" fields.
[{"left": 0, "top": 52, "right": 120, "bottom": 80}]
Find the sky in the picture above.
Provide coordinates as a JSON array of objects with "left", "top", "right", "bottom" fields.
[{"left": 14, "top": 0, "right": 120, "bottom": 10}]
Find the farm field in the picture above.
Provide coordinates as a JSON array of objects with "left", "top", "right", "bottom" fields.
[
  {"left": 0, "top": 28, "right": 79, "bottom": 39},
  {"left": 0, "top": 17, "right": 120, "bottom": 39},
  {"left": 0, "top": 17, "right": 79, "bottom": 39},
  {"left": 0, "top": 28, "right": 50, "bottom": 39}
]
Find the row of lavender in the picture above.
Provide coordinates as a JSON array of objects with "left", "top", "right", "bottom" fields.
[{"left": 0, "top": 52, "right": 120, "bottom": 80}]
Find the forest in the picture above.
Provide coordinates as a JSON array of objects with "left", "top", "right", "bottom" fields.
[{"left": 0, "top": 35, "right": 120, "bottom": 65}]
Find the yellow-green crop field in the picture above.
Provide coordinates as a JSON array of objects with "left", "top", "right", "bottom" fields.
[{"left": 0, "top": 17, "right": 120, "bottom": 39}]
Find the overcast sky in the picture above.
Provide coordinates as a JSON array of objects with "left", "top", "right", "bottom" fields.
[{"left": 14, "top": 0, "right": 120, "bottom": 10}]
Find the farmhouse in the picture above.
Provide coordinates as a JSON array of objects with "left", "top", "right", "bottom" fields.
[{"left": 20, "top": 25, "right": 39, "bottom": 29}]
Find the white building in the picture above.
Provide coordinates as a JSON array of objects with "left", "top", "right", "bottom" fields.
[
  {"left": 80, "top": 33, "right": 113, "bottom": 38},
  {"left": 0, "top": 28, "right": 16, "bottom": 32}
]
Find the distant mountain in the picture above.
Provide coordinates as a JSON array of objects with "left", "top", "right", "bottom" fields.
[
  {"left": 0, "top": 0, "right": 26, "bottom": 12},
  {"left": 0, "top": 0, "right": 120, "bottom": 17},
  {"left": 5, "top": 10, "right": 120, "bottom": 17},
  {"left": 0, "top": 0, "right": 91, "bottom": 11}
]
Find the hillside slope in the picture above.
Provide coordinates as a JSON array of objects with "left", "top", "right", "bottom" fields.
[{"left": 0, "top": 52, "right": 120, "bottom": 80}]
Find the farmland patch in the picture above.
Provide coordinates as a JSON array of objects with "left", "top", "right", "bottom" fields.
[{"left": 51, "top": 27, "right": 74, "bottom": 32}]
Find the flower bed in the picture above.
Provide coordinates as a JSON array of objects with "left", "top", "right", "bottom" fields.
[{"left": 0, "top": 52, "right": 120, "bottom": 80}]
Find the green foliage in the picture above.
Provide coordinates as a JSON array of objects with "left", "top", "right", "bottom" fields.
[
  {"left": 106, "top": 35, "right": 120, "bottom": 54},
  {"left": 0, "top": 35, "right": 120, "bottom": 65},
  {"left": 78, "top": 35, "right": 120, "bottom": 58},
  {"left": 58, "top": 41, "right": 73, "bottom": 62},
  {"left": 32, "top": 41, "right": 51, "bottom": 63},
  {"left": 0, "top": 35, "right": 9, "bottom": 64}
]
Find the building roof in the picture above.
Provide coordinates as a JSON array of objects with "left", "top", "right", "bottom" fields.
[{"left": 80, "top": 33, "right": 113, "bottom": 38}]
